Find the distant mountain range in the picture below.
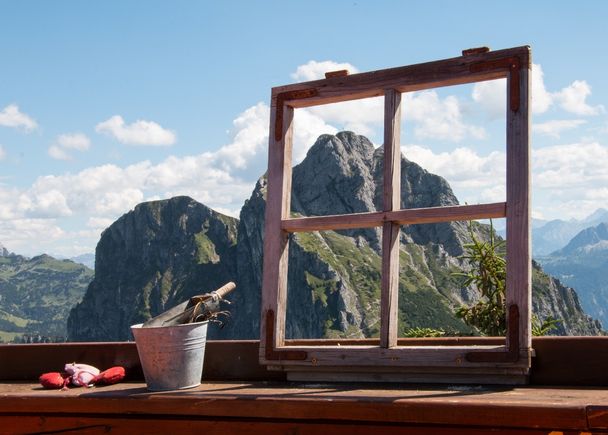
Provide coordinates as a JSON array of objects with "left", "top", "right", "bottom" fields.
[
  {"left": 496, "top": 208, "right": 608, "bottom": 256},
  {"left": 69, "top": 253, "right": 95, "bottom": 270},
  {"left": 0, "top": 252, "right": 93, "bottom": 343},
  {"left": 538, "top": 222, "right": 608, "bottom": 328},
  {"left": 68, "top": 132, "right": 602, "bottom": 341}
]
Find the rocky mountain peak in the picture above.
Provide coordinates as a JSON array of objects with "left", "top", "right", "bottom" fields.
[
  {"left": 558, "top": 222, "right": 608, "bottom": 255},
  {"left": 0, "top": 242, "right": 8, "bottom": 257},
  {"left": 291, "top": 131, "right": 377, "bottom": 217},
  {"left": 68, "top": 195, "right": 239, "bottom": 341}
]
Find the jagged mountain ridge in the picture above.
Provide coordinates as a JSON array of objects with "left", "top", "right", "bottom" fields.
[
  {"left": 68, "top": 132, "right": 602, "bottom": 340},
  {"left": 530, "top": 209, "right": 608, "bottom": 256},
  {"left": 0, "top": 253, "right": 93, "bottom": 342},
  {"left": 538, "top": 222, "right": 608, "bottom": 328}
]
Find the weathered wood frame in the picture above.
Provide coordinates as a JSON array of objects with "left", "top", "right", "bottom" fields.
[{"left": 259, "top": 46, "right": 531, "bottom": 383}]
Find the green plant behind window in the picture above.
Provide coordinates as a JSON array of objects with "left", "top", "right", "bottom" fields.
[{"left": 454, "top": 221, "right": 559, "bottom": 337}]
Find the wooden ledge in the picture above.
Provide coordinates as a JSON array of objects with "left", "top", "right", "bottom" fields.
[{"left": 1, "top": 381, "right": 607, "bottom": 432}]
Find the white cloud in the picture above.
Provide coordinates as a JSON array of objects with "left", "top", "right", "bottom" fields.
[
  {"left": 553, "top": 80, "right": 605, "bottom": 116},
  {"left": 472, "top": 64, "right": 604, "bottom": 118},
  {"left": 0, "top": 145, "right": 5, "bottom": 161},
  {"left": 472, "top": 79, "right": 506, "bottom": 119},
  {"left": 86, "top": 217, "right": 114, "bottom": 230},
  {"left": 531, "top": 141, "right": 608, "bottom": 220},
  {"left": 291, "top": 60, "right": 359, "bottom": 82},
  {"left": 404, "top": 91, "right": 486, "bottom": 142},
  {"left": 293, "top": 108, "right": 339, "bottom": 161},
  {"left": 0, "top": 218, "right": 65, "bottom": 252},
  {"left": 49, "top": 133, "right": 92, "bottom": 160},
  {"left": 532, "top": 119, "right": 587, "bottom": 138},
  {"left": 214, "top": 103, "right": 270, "bottom": 170},
  {"left": 58, "top": 133, "right": 91, "bottom": 151},
  {"left": 402, "top": 145, "right": 505, "bottom": 203},
  {"left": 533, "top": 141, "right": 608, "bottom": 189},
  {"left": 471, "top": 64, "right": 553, "bottom": 117},
  {"left": 401, "top": 141, "right": 608, "bottom": 221},
  {"left": 305, "top": 97, "right": 383, "bottom": 140},
  {"left": 0, "top": 104, "right": 37, "bottom": 131},
  {"left": 48, "top": 145, "right": 70, "bottom": 160},
  {"left": 290, "top": 60, "right": 485, "bottom": 144},
  {"left": 531, "top": 63, "right": 554, "bottom": 114},
  {"left": 95, "top": 115, "right": 176, "bottom": 146}
]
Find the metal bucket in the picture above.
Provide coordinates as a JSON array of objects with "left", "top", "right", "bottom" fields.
[{"left": 131, "top": 321, "right": 208, "bottom": 391}]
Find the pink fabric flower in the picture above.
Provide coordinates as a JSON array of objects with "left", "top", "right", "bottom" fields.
[{"left": 64, "top": 363, "right": 100, "bottom": 387}]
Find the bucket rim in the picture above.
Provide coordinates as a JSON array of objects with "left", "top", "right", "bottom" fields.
[{"left": 131, "top": 321, "right": 209, "bottom": 330}]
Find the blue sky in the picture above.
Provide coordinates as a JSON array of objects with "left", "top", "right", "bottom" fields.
[{"left": 1, "top": 1, "right": 607, "bottom": 257}]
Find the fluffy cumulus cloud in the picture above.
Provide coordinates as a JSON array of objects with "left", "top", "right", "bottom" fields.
[
  {"left": 402, "top": 145, "right": 505, "bottom": 203},
  {"left": 291, "top": 60, "right": 359, "bottom": 82},
  {"left": 533, "top": 142, "right": 608, "bottom": 189},
  {"left": 57, "top": 133, "right": 91, "bottom": 151},
  {"left": 472, "top": 64, "right": 603, "bottom": 120},
  {"left": 0, "top": 104, "right": 37, "bottom": 131},
  {"left": 0, "top": 217, "right": 65, "bottom": 252},
  {"left": 532, "top": 119, "right": 587, "bottom": 138},
  {"left": 401, "top": 140, "right": 608, "bottom": 221},
  {"left": 48, "top": 133, "right": 91, "bottom": 160},
  {"left": 553, "top": 80, "right": 605, "bottom": 116},
  {"left": 290, "top": 60, "right": 487, "bottom": 144},
  {"left": 95, "top": 115, "right": 176, "bottom": 146},
  {"left": 213, "top": 103, "right": 270, "bottom": 171},
  {"left": 531, "top": 141, "right": 608, "bottom": 219},
  {"left": 404, "top": 91, "right": 486, "bottom": 142}
]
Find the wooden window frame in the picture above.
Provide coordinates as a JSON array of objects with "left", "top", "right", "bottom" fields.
[{"left": 259, "top": 46, "right": 531, "bottom": 384}]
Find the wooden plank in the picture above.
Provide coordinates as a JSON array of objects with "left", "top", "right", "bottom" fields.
[
  {"left": 0, "top": 382, "right": 599, "bottom": 431},
  {"left": 388, "top": 202, "right": 506, "bottom": 225},
  {"left": 587, "top": 405, "right": 608, "bottom": 430},
  {"left": 505, "top": 47, "right": 532, "bottom": 355},
  {"left": 272, "top": 46, "right": 530, "bottom": 108},
  {"left": 530, "top": 336, "right": 608, "bottom": 386},
  {"left": 282, "top": 203, "right": 506, "bottom": 232},
  {"left": 0, "top": 416, "right": 566, "bottom": 435},
  {"left": 259, "top": 97, "right": 294, "bottom": 361},
  {"left": 267, "top": 344, "right": 531, "bottom": 368},
  {"left": 380, "top": 88, "right": 402, "bottom": 349},
  {"left": 287, "top": 371, "right": 528, "bottom": 385}
]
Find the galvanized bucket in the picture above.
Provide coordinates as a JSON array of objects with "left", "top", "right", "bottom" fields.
[{"left": 131, "top": 321, "right": 208, "bottom": 391}]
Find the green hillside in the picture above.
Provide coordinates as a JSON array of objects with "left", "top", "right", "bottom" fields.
[{"left": 0, "top": 254, "right": 93, "bottom": 342}]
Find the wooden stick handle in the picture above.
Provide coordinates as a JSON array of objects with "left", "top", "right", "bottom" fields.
[{"left": 214, "top": 282, "right": 236, "bottom": 299}]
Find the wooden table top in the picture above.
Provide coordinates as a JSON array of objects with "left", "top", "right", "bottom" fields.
[{"left": 1, "top": 381, "right": 608, "bottom": 431}]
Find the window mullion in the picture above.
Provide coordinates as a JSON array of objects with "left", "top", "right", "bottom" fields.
[{"left": 380, "top": 89, "right": 402, "bottom": 349}]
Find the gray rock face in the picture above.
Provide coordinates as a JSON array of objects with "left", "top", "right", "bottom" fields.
[
  {"left": 532, "top": 261, "right": 603, "bottom": 335},
  {"left": 67, "top": 196, "right": 238, "bottom": 341}
]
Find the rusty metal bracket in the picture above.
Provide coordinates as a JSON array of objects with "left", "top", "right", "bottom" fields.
[
  {"left": 465, "top": 304, "right": 520, "bottom": 363},
  {"left": 274, "top": 88, "right": 318, "bottom": 141},
  {"left": 470, "top": 56, "right": 522, "bottom": 112},
  {"left": 264, "top": 309, "right": 308, "bottom": 361}
]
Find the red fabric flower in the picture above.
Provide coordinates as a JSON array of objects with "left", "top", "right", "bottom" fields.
[
  {"left": 39, "top": 372, "right": 67, "bottom": 389},
  {"left": 92, "top": 366, "right": 126, "bottom": 385}
]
